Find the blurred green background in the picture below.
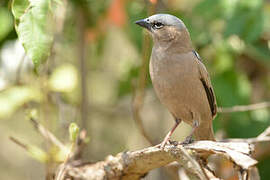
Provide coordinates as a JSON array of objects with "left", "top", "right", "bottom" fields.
[{"left": 0, "top": 0, "right": 270, "bottom": 179}]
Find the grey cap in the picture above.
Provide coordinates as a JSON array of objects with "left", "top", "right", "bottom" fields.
[{"left": 135, "top": 14, "right": 186, "bottom": 31}]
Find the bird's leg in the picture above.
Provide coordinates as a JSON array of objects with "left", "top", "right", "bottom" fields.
[
  {"left": 181, "top": 120, "right": 199, "bottom": 144},
  {"left": 160, "top": 118, "right": 181, "bottom": 149}
]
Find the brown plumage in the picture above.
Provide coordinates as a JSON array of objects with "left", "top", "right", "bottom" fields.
[{"left": 136, "top": 14, "right": 217, "bottom": 148}]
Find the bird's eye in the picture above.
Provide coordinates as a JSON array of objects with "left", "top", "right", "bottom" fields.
[{"left": 153, "top": 22, "right": 164, "bottom": 29}]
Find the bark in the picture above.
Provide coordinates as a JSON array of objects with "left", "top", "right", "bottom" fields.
[{"left": 55, "top": 140, "right": 257, "bottom": 180}]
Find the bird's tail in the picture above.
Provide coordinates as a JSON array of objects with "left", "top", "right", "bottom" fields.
[{"left": 194, "top": 122, "right": 215, "bottom": 141}]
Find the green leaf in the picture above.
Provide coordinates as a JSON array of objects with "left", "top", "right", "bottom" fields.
[
  {"left": 213, "top": 43, "right": 234, "bottom": 73},
  {"left": 0, "top": 86, "right": 43, "bottom": 119},
  {"left": 193, "top": 0, "right": 223, "bottom": 20},
  {"left": 11, "top": 0, "right": 30, "bottom": 20},
  {"left": 69, "top": 123, "right": 80, "bottom": 142},
  {"left": 242, "top": 11, "right": 263, "bottom": 42},
  {"left": 224, "top": 2, "right": 263, "bottom": 43},
  {"left": 0, "top": 8, "right": 13, "bottom": 41},
  {"left": 16, "top": 0, "right": 54, "bottom": 69},
  {"left": 245, "top": 44, "right": 270, "bottom": 66},
  {"left": 212, "top": 70, "right": 250, "bottom": 107}
]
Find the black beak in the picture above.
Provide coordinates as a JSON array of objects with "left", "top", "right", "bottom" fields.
[{"left": 135, "top": 19, "right": 151, "bottom": 31}]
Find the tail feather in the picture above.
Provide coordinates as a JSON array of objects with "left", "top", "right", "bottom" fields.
[{"left": 194, "top": 123, "right": 215, "bottom": 141}]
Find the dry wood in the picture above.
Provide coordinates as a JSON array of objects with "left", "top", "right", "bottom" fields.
[
  {"left": 55, "top": 140, "right": 256, "bottom": 180},
  {"left": 53, "top": 125, "right": 270, "bottom": 179}
]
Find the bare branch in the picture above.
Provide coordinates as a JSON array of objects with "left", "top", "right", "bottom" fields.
[
  {"left": 9, "top": 136, "right": 28, "bottom": 150},
  {"left": 55, "top": 125, "right": 270, "bottom": 179},
  {"left": 175, "top": 145, "right": 209, "bottom": 180},
  {"left": 186, "top": 141, "right": 257, "bottom": 170},
  {"left": 131, "top": 1, "right": 157, "bottom": 146},
  {"left": 69, "top": 130, "right": 88, "bottom": 161},
  {"left": 222, "top": 126, "right": 270, "bottom": 144},
  {"left": 257, "top": 126, "right": 270, "bottom": 139},
  {"left": 131, "top": 32, "right": 154, "bottom": 145},
  {"left": 55, "top": 140, "right": 256, "bottom": 180},
  {"left": 77, "top": 8, "right": 88, "bottom": 129},
  {"left": 30, "top": 118, "right": 67, "bottom": 150},
  {"left": 218, "top": 101, "right": 270, "bottom": 113}
]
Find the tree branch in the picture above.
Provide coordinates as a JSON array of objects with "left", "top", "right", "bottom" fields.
[
  {"left": 131, "top": 1, "right": 157, "bottom": 145},
  {"left": 218, "top": 101, "right": 270, "bottom": 113},
  {"left": 77, "top": 8, "right": 88, "bottom": 129},
  {"left": 30, "top": 117, "right": 67, "bottom": 150},
  {"left": 55, "top": 139, "right": 257, "bottom": 180},
  {"left": 53, "top": 125, "right": 270, "bottom": 179}
]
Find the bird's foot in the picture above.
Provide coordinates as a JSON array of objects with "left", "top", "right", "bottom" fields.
[
  {"left": 160, "top": 139, "right": 179, "bottom": 149},
  {"left": 168, "top": 140, "right": 179, "bottom": 146},
  {"left": 160, "top": 138, "right": 170, "bottom": 149},
  {"left": 181, "top": 135, "right": 194, "bottom": 145},
  {"left": 160, "top": 120, "right": 181, "bottom": 149}
]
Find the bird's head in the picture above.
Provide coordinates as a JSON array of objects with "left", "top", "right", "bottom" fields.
[{"left": 135, "top": 14, "right": 189, "bottom": 44}]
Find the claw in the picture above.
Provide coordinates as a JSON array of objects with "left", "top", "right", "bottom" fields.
[
  {"left": 160, "top": 139, "right": 169, "bottom": 149},
  {"left": 181, "top": 135, "right": 194, "bottom": 145}
]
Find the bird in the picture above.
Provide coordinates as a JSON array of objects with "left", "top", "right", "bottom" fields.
[{"left": 135, "top": 14, "right": 217, "bottom": 148}]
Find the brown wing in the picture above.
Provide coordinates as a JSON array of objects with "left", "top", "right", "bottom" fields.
[
  {"left": 192, "top": 50, "right": 202, "bottom": 62},
  {"left": 193, "top": 51, "right": 217, "bottom": 117},
  {"left": 200, "top": 78, "right": 217, "bottom": 116}
]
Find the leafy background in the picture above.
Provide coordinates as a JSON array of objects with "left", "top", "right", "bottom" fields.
[{"left": 0, "top": 0, "right": 270, "bottom": 179}]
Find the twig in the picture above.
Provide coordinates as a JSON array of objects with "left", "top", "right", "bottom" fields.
[
  {"left": 9, "top": 136, "right": 48, "bottom": 163},
  {"left": 131, "top": 0, "right": 157, "bottom": 145},
  {"left": 56, "top": 145, "right": 74, "bottom": 180},
  {"left": 176, "top": 145, "right": 208, "bottom": 180},
  {"left": 9, "top": 136, "right": 28, "bottom": 150},
  {"left": 218, "top": 101, "right": 270, "bottom": 113},
  {"left": 77, "top": 8, "right": 88, "bottom": 129},
  {"left": 56, "top": 125, "right": 270, "bottom": 179},
  {"left": 55, "top": 139, "right": 257, "bottom": 180},
  {"left": 30, "top": 117, "right": 67, "bottom": 151},
  {"left": 132, "top": 91, "right": 154, "bottom": 144},
  {"left": 223, "top": 137, "right": 270, "bottom": 144},
  {"left": 257, "top": 126, "right": 270, "bottom": 139},
  {"left": 56, "top": 130, "right": 88, "bottom": 180},
  {"left": 222, "top": 126, "right": 270, "bottom": 160},
  {"left": 55, "top": 163, "right": 68, "bottom": 180},
  {"left": 186, "top": 141, "right": 257, "bottom": 170},
  {"left": 222, "top": 126, "right": 270, "bottom": 144},
  {"left": 56, "top": 143, "right": 201, "bottom": 180},
  {"left": 248, "top": 167, "right": 260, "bottom": 180},
  {"left": 70, "top": 130, "right": 88, "bottom": 161},
  {"left": 178, "top": 168, "right": 190, "bottom": 180},
  {"left": 55, "top": 122, "right": 270, "bottom": 180}
]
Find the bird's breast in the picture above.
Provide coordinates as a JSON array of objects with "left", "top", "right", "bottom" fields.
[
  {"left": 150, "top": 52, "right": 198, "bottom": 86},
  {"left": 149, "top": 51, "right": 211, "bottom": 123}
]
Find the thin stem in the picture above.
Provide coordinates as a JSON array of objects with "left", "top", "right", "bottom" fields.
[
  {"left": 132, "top": 0, "right": 157, "bottom": 145},
  {"left": 30, "top": 117, "right": 67, "bottom": 150},
  {"left": 218, "top": 101, "right": 270, "bottom": 113},
  {"left": 77, "top": 9, "right": 88, "bottom": 129},
  {"left": 9, "top": 136, "right": 28, "bottom": 150}
]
